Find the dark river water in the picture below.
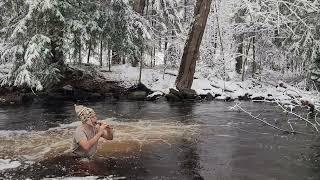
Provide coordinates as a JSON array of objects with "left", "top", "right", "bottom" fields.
[{"left": 0, "top": 100, "right": 319, "bottom": 179}]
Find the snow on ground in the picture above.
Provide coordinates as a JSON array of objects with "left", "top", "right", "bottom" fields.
[
  {"left": 0, "top": 159, "right": 21, "bottom": 170},
  {"left": 102, "top": 64, "right": 176, "bottom": 94},
  {"left": 100, "top": 64, "right": 320, "bottom": 108},
  {"left": 0, "top": 63, "right": 12, "bottom": 78}
]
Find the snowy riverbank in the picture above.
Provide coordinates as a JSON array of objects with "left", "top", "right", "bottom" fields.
[
  {"left": 101, "top": 64, "right": 320, "bottom": 109},
  {"left": 0, "top": 63, "right": 319, "bottom": 110}
]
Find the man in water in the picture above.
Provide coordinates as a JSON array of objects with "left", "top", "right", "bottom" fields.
[{"left": 72, "top": 104, "right": 113, "bottom": 158}]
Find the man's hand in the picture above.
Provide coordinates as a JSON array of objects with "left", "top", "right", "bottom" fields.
[{"left": 98, "top": 123, "right": 108, "bottom": 135}]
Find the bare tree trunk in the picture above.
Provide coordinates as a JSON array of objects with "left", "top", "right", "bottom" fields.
[
  {"left": 252, "top": 36, "right": 257, "bottom": 77},
  {"left": 235, "top": 8, "right": 246, "bottom": 74},
  {"left": 122, "top": 56, "right": 126, "bottom": 64},
  {"left": 78, "top": 39, "right": 82, "bottom": 64},
  {"left": 175, "top": 0, "right": 212, "bottom": 90},
  {"left": 236, "top": 36, "right": 244, "bottom": 74},
  {"left": 100, "top": 39, "right": 103, "bottom": 67},
  {"left": 164, "top": 37, "right": 168, "bottom": 51},
  {"left": 153, "top": 47, "right": 156, "bottom": 66},
  {"left": 139, "top": 48, "right": 143, "bottom": 83},
  {"left": 242, "top": 38, "right": 252, "bottom": 81},
  {"left": 87, "top": 39, "right": 91, "bottom": 64},
  {"left": 150, "top": 48, "right": 154, "bottom": 67},
  {"left": 184, "top": 0, "right": 187, "bottom": 22},
  {"left": 108, "top": 48, "right": 111, "bottom": 71}
]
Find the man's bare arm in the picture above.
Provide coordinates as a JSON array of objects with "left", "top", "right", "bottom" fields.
[{"left": 79, "top": 124, "right": 107, "bottom": 151}]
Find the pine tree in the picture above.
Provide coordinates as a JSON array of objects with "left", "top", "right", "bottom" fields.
[{"left": 0, "top": 0, "right": 66, "bottom": 90}]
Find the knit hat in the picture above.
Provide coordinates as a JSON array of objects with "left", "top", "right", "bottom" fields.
[{"left": 74, "top": 104, "right": 95, "bottom": 123}]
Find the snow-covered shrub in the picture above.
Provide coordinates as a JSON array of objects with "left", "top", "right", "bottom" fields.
[{"left": 164, "top": 40, "right": 184, "bottom": 68}]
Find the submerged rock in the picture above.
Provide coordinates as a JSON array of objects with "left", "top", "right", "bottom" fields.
[
  {"left": 128, "top": 91, "right": 147, "bottom": 100},
  {"left": 165, "top": 88, "right": 200, "bottom": 102},
  {"left": 204, "top": 92, "right": 215, "bottom": 101},
  {"left": 169, "top": 88, "right": 183, "bottom": 99},
  {"left": 238, "top": 93, "right": 251, "bottom": 101},
  {"left": 165, "top": 93, "right": 181, "bottom": 102},
  {"left": 252, "top": 96, "right": 265, "bottom": 101},
  {"left": 178, "top": 88, "right": 197, "bottom": 99}
]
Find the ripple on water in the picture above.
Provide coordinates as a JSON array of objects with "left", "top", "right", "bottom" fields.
[{"left": 0, "top": 118, "right": 200, "bottom": 162}]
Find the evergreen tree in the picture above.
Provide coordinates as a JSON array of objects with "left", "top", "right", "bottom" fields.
[{"left": 0, "top": 0, "right": 66, "bottom": 90}]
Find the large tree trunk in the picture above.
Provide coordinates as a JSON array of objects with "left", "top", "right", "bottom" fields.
[
  {"left": 175, "top": 0, "right": 212, "bottom": 90},
  {"left": 234, "top": 8, "right": 246, "bottom": 74}
]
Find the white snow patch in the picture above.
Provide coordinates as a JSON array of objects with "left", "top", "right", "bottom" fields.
[
  {"left": 147, "top": 91, "right": 164, "bottom": 98},
  {"left": 0, "top": 159, "right": 21, "bottom": 170}
]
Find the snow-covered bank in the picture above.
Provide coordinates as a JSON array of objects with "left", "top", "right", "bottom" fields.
[
  {"left": 0, "top": 159, "right": 21, "bottom": 171},
  {"left": 101, "top": 64, "right": 320, "bottom": 109}
]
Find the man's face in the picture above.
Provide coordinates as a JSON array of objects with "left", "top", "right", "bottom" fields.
[{"left": 89, "top": 112, "right": 98, "bottom": 125}]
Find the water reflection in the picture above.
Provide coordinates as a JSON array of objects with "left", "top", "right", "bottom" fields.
[{"left": 177, "top": 138, "right": 202, "bottom": 179}]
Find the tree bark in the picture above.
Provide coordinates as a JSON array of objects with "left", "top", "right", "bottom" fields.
[
  {"left": 252, "top": 36, "right": 257, "bottom": 77},
  {"left": 175, "top": 0, "right": 212, "bottom": 90},
  {"left": 242, "top": 38, "right": 252, "bottom": 81},
  {"left": 78, "top": 38, "right": 82, "bottom": 64},
  {"left": 108, "top": 48, "right": 111, "bottom": 71},
  {"left": 139, "top": 47, "right": 143, "bottom": 83},
  {"left": 100, "top": 39, "right": 103, "bottom": 67},
  {"left": 235, "top": 36, "right": 244, "bottom": 74},
  {"left": 87, "top": 39, "right": 91, "bottom": 64},
  {"left": 235, "top": 8, "right": 246, "bottom": 74}
]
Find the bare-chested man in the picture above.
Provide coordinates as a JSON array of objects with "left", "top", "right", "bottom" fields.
[{"left": 72, "top": 105, "right": 113, "bottom": 158}]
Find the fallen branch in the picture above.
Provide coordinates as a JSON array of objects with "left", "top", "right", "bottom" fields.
[
  {"left": 275, "top": 100, "right": 319, "bottom": 132},
  {"left": 230, "top": 103, "right": 313, "bottom": 135}
]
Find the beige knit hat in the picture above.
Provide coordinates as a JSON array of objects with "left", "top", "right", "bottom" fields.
[{"left": 74, "top": 104, "right": 95, "bottom": 123}]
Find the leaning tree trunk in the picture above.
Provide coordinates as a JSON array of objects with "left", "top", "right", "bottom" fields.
[{"left": 175, "top": 0, "right": 212, "bottom": 90}]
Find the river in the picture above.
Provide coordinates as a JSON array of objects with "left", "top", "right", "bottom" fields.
[{"left": 0, "top": 100, "right": 319, "bottom": 179}]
